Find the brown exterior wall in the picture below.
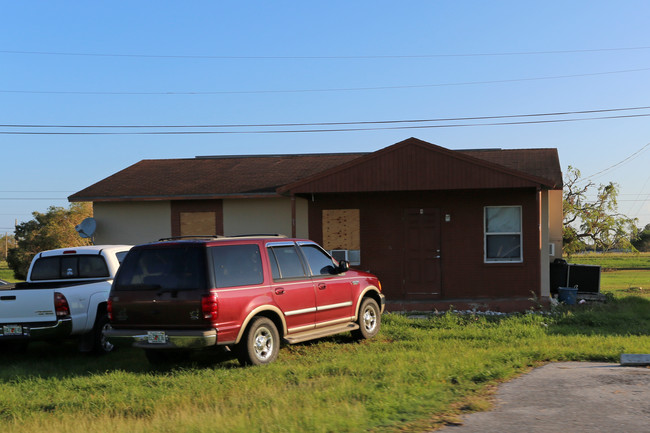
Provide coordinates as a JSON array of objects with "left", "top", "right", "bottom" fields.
[
  {"left": 171, "top": 200, "right": 224, "bottom": 237},
  {"left": 306, "top": 189, "right": 542, "bottom": 305}
]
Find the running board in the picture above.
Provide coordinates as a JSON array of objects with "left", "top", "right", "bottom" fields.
[{"left": 284, "top": 322, "right": 359, "bottom": 344}]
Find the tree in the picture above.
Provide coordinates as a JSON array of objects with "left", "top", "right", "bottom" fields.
[
  {"left": 632, "top": 223, "right": 650, "bottom": 252},
  {"left": 563, "top": 166, "right": 637, "bottom": 255},
  {"left": 1, "top": 233, "right": 15, "bottom": 262},
  {"left": 6, "top": 203, "right": 93, "bottom": 279}
]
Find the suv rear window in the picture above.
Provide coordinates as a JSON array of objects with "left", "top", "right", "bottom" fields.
[
  {"left": 114, "top": 247, "right": 207, "bottom": 291},
  {"left": 31, "top": 255, "right": 109, "bottom": 280}
]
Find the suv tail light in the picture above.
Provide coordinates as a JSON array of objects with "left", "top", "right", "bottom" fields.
[
  {"left": 107, "top": 296, "right": 113, "bottom": 321},
  {"left": 201, "top": 290, "right": 219, "bottom": 327},
  {"left": 54, "top": 292, "right": 71, "bottom": 318}
]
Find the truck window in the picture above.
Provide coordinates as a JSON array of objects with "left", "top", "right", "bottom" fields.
[
  {"left": 31, "top": 255, "right": 109, "bottom": 280},
  {"left": 210, "top": 244, "right": 264, "bottom": 288}
]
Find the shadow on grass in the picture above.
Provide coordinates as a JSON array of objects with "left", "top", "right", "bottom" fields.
[
  {"left": 0, "top": 340, "right": 241, "bottom": 381},
  {"left": 546, "top": 296, "right": 650, "bottom": 337}
]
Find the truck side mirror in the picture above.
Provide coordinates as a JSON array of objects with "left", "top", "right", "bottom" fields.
[{"left": 337, "top": 260, "right": 350, "bottom": 273}]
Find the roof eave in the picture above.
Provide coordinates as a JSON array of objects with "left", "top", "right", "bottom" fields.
[{"left": 68, "top": 192, "right": 281, "bottom": 203}]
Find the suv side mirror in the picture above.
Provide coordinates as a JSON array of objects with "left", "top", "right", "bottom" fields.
[{"left": 337, "top": 260, "right": 350, "bottom": 273}]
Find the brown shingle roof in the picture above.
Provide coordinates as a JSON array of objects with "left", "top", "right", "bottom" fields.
[
  {"left": 460, "top": 148, "right": 562, "bottom": 187},
  {"left": 69, "top": 139, "right": 562, "bottom": 202},
  {"left": 69, "top": 153, "right": 367, "bottom": 202}
]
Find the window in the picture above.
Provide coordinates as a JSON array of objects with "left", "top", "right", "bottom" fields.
[
  {"left": 322, "top": 209, "right": 361, "bottom": 266},
  {"left": 30, "top": 255, "right": 110, "bottom": 280},
  {"left": 114, "top": 247, "right": 206, "bottom": 290},
  {"left": 211, "top": 244, "right": 263, "bottom": 288},
  {"left": 300, "top": 244, "right": 337, "bottom": 276},
  {"left": 485, "top": 206, "right": 522, "bottom": 262},
  {"left": 267, "top": 245, "right": 307, "bottom": 280}
]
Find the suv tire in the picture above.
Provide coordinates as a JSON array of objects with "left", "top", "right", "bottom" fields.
[
  {"left": 352, "top": 297, "right": 381, "bottom": 340},
  {"left": 91, "top": 313, "right": 114, "bottom": 355},
  {"left": 237, "top": 317, "right": 280, "bottom": 366}
]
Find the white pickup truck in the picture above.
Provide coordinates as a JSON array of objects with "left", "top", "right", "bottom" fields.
[{"left": 0, "top": 245, "right": 132, "bottom": 353}]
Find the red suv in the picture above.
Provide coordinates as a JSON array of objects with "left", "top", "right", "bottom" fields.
[{"left": 105, "top": 236, "right": 385, "bottom": 366}]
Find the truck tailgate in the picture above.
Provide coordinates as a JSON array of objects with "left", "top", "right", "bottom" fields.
[{"left": 0, "top": 289, "right": 58, "bottom": 324}]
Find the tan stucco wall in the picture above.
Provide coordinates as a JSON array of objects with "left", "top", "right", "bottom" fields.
[
  {"left": 223, "top": 197, "right": 308, "bottom": 238},
  {"left": 540, "top": 190, "right": 551, "bottom": 297},
  {"left": 548, "top": 189, "right": 563, "bottom": 259},
  {"left": 93, "top": 201, "right": 171, "bottom": 245}
]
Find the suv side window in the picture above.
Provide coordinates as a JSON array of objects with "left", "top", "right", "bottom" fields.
[
  {"left": 300, "top": 244, "right": 337, "bottom": 276},
  {"left": 268, "top": 245, "right": 307, "bottom": 280},
  {"left": 210, "top": 244, "right": 264, "bottom": 288}
]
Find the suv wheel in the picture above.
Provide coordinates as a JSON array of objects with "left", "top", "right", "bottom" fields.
[
  {"left": 92, "top": 313, "right": 114, "bottom": 354},
  {"left": 352, "top": 298, "right": 381, "bottom": 340},
  {"left": 238, "top": 317, "right": 279, "bottom": 366}
]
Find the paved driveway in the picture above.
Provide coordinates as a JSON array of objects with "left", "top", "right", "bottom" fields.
[{"left": 439, "top": 362, "right": 650, "bottom": 433}]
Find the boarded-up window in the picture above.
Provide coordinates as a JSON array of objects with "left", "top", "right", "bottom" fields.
[
  {"left": 323, "top": 209, "right": 360, "bottom": 265},
  {"left": 180, "top": 211, "right": 216, "bottom": 236}
]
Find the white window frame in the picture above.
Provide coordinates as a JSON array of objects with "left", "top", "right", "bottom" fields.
[{"left": 484, "top": 205, "right": 523, "bottom": 263}]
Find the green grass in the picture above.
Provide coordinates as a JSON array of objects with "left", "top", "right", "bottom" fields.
[
  {"left": 0, "top": 253, "right": 648, "bottom": 432},
  {"left": 0, "top": 261, "right": 19, "bottom": 283},
  {"left": 1, "top": 297, "right": 648, "bottom": 433},
  {"left": 566, "top": 252, "right": 650, "bottom": 269}
]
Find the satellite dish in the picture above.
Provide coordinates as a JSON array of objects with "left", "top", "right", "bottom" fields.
[{"left": 76, "top": 218, "right": 97, "bottom": 239}]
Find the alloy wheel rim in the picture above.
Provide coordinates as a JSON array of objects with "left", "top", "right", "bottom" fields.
[
  {"left": 253, "top": 327, "right": 273, "bottom": 360},
  {"left": 363, "top": 307, "right": 376, "bottom": 331}
]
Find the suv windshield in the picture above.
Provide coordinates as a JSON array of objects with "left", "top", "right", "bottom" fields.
[{"left": 114, "top": 246, "right": 207, "bottom": 291}]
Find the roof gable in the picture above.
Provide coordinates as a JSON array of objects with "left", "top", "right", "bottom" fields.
[{"left": 279, "top": 138, "right": 562, "bottom": 194}]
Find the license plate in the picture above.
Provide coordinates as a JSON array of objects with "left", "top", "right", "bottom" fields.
[
  {"left": 3, "top": 325, "right": 23, "bottom": 336},
  {"left": 147, "top": 331, "right": 167, "bottom": 344}
]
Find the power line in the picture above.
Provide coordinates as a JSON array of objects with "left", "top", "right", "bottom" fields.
[
  {"left": 3, "top": 105, "right": 650, "bottom": 130},
  {"left": 3, "top": 46, "right": 650, "bottom": 59},
  {"left": 3, "top": 67, "right": 650, "bottom": 96},
  {"left": 583, "top": 142, "right": 650, "bottom": 181},
  {"left": 2, "top": 113, "right": 650, "bottom": 135}
]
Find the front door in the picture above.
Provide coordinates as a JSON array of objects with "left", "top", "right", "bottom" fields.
[{"left": 403, "top": 208, "right": 442, "bottom": 298}]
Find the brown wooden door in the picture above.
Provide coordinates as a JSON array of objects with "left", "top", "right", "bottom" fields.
[{"left": 403, "top": 208, "right": 441, "bottom": 298}]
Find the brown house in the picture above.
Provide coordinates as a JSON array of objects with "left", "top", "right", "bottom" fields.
[{"left": 70, "top": 138, "right": 563, "bottom": 311}]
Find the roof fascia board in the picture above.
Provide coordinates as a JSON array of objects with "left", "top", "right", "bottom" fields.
[{"left": 68, "top": 192, "right": 281, "bottom": 203}]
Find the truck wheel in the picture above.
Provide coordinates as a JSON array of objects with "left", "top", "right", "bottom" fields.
[
  {"left": 237, "top": 317, "right": 279, "bottom": 366},
  {"left": 92, "top": 313, "right": 114, "bottom": 354},
  {"left": 352, "top": 298, "right": 381, "bottom": 340}
]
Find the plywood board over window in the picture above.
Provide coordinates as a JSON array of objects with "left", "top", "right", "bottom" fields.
[
  {"left": 322, "top": 209, "right": 360, "bottom": 250},
  {"left": 180, "top": 211, "right": 216, "bottom": 236}
]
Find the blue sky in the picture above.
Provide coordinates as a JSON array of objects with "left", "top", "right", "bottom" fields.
[{"left": 2, "top": 1, "right": 650, "bottom": 235}]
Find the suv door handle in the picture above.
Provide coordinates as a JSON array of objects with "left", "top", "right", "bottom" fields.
[
  {"left": 318, "top": 283, "right": 327, "bottom": 290},
  {"left": 274, "top": 288, "right": 285, "bottom": 295}
]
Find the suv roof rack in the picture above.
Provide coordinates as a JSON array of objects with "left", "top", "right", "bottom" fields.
[
  {"left": 227, "top": 234, "right": 287, "bottom": 238},
  {"left": 158, "top": 235, "right": 225, "bottom": 242}
]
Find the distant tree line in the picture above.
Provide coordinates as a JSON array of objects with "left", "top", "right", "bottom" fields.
[{"left": 6, "top": 203, "right": 92, "bottom": 279}]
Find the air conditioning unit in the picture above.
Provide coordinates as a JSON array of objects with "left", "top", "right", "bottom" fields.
[
  {"left": 329, "top": 249, "right": 361, "bottom": 266},
  {"left": 330, "top": 249, "right": 348, "bottom": 262}
]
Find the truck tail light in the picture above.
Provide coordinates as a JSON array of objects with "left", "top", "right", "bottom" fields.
[
  {"left": 107, "top": 296, "right": 113, "bottom": 321},
  {"left": 54, "top": 292, "right": 71, "bottom": 318},
  {"left": 201, "top": 290, "right": 218, "bottom": 327}
]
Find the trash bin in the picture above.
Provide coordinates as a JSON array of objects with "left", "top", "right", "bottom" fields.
[{"left": 558, "top": 287, "right": 578, "bottom": 305}]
